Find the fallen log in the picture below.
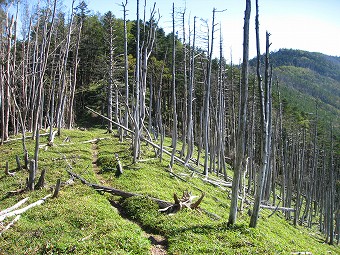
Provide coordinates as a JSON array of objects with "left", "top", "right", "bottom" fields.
[
  {"left": 0, "top": 194, "right": 52, "bottom": 222},
  {"left": 67, "top": 170, "right": 205, "bottom": 214},
  {"left": 202, "top": 178, "right": 232, "bottom": 188},
  {"left": 68, "top": 170, "right": 221, "bottom": 219},
  {"left": 259, "top": 204, "right": 295, "bottom": 212},
  {"left": 0, "top": 133, "right": 50, "bottom": 144},
  {"left": 0, "top": 197, "right": 29, "bottom": 216}
]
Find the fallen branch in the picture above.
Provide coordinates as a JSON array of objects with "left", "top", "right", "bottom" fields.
[
  {"left": 0, "top": 215, "right": 21, "bottom": 236},
  {"left": 0, "top": 133, "right": 50, "bottom": 144},
  {"left": 268, "top": 199, "right": 282, "bottom": 218},
  {"left": 0, "top": 197, "right": 29, "bottom": 216},
  {"left": 202, "top": 178, "right": 232, "bottom": 188},
  {"left": 59, "top": 137, "right": 109, "bottom": 146},
  {"left": 260, "top": 204, "right": 295, "bottom": 212},
  {"left": 0, "top": 194, "right": 52, "bottom": 222}
]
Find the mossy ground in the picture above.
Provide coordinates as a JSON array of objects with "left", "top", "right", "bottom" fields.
[{"left": 0, "top": 128, "right": 339, "bottom": 254}]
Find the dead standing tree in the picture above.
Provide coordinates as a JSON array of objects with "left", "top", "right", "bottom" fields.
[
  {"left": 202, "top": 8, "right": 217, "bottom": 177},
  {"left": 228, "top": 0, "right": 251, "bottom": 226},
  {"left": 133, "top": 0, "right": 141, "bottom": 163},
  {"left": 56, "top": 0, "right": 75, "bottom": 136},
  {"left": 104, "top": 11, "right": 115, "bottom": 134},
  {"left": 179, "top": 8, "right": 188, "bottom": 159},
  {"left": 122, "top": 0, "right": 129, "bottom": 134},
  {"left": 184, "top": 16, "right": 196, "bottom": 165},
  {"left": 170, "top": 2, "right": 177, "bottom": 170},
  {"left": 250, "top": 30, "right": 273, "bottom": 228},
  {"left": 133, "top": 0, "right": 158, "bottom": 163},
  {"left": 140, "top": 1, "right": 158, "bottom": 137}
]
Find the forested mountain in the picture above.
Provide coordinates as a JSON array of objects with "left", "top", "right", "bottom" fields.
[
  {"left": 0, "top": 0, "right": 339, "bottom": 253},
  {"left": 270, "top": 49, "right": 340, "bottom": 123},
  {"left": 262, "top": 49, "right": 340, "bottom": 152}
]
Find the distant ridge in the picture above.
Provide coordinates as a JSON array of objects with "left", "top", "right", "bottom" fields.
[{"left": 251, "top": 48, "right": 340, "bottom": 145}]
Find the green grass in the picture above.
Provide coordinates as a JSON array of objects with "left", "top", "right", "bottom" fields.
[
  {"left": 0, "top": 128, "right": 339, "bottom": 254},
  {"left": 0, "top": 129, "right": 150, "bottom": 254}
]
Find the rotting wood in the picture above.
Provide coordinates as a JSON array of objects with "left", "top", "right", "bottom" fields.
[
  {"left": 15, "top": 155, "right": 21, "bottom": 170},
  {"left": 268, "top": 199, "right": 282, "bottom": 218},
  {"left": 28, "top": 159, "right": 36, "bottom": 190},
  {"left": 115, "top": 153, "right": 123, "bottom": 176},
  {"left": 35, "top": 169, "right": 46, "bottom": 189},
  {"left": 52, "top": 179, "right": 61, "bottom": 198},
  {"left": 202, "top": 178, "right": 232, "bottom": 188},
  {"left": 5, "top": 161, "right": 15, "bottom": 176},
  {"left": 0, "top": 194, "right": 52, "bottom": 222}
]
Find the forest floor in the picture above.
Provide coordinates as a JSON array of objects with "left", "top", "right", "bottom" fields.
[{"left": 0, "top": 127, "right": 339, "bottom": 254}]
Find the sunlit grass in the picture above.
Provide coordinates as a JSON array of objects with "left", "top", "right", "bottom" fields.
[{"left": 0, "top": 128, "right": 339, "bottom": 254}]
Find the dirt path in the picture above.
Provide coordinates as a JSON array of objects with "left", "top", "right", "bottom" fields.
[{"left": 90, "top": 140, "right": 168, "bottom": 255}]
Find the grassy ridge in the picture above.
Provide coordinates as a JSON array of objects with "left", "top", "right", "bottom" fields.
[{"left": 0, "top": 128, "right": 339, "bottom": 254}]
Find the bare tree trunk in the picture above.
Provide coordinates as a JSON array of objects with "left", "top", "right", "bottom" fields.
[
  {"left": 133, "top": 0, "right": 141, "bottom": 163},
  {"left": 250, "top": 30, "right": 272, "bottom": 228},
  {"left": 185, "top": 16, "right": 196, "bottom": 165},
  {"left": 107, "top": 14, "right": 114, "bottom": 133},
  {"left": 228, "top": 0, "right": 251, "bottom": 226},
  {"left": 217, "top": 29, "right": 227, "bottom": 180},
  {"left": 180, "top": 9, "right": 188, "bottom": 158},
  {"left": 170, "top": 3, "right": 177, "bottom": 170},
  {"left": 57, "top": 0, "right": 74, "bottom": 136},
  {"left": 0, "top": 64, "right": 4, "bottom": 145},
  {"left": 122, "top": 0, "right": 129, "bottom": 134},
  {"left": 68, "top": 19, "right": 82, "bottom": 129},
  {"left": 203, "top": 8, "right": 217, "bottom": 177},
  {"left": 3, "top": 13, "right": 14, "bottom": 143}
]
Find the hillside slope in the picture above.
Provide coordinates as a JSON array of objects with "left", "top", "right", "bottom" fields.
[
  {"left": 0, "top": 129, "right": 339, "bottom": 254},
  {"left": 270, "top": 49, "right": 340, "bottom": 129}
]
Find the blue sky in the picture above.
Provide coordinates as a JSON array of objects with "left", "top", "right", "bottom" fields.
[{"left": 42, "top": 0, "right": 340, "bottom": 60}]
